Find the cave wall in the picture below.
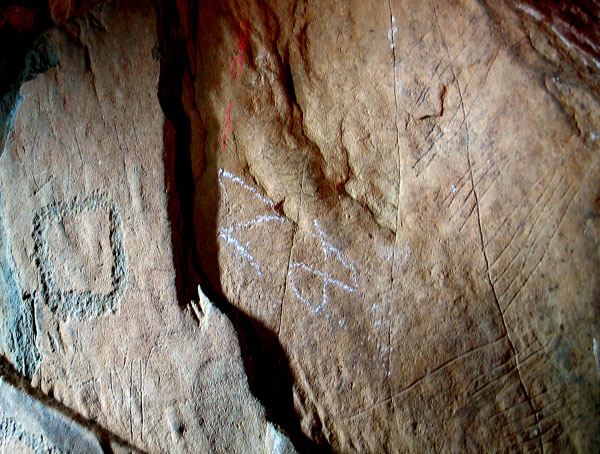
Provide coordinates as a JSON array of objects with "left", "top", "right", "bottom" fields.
[{"left": 0, "top": 0, "right": 598, "bottom": 453}]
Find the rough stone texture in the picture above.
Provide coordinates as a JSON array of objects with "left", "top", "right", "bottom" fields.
[
  {"left": 186, "top": 0, "right": 600, "bottom": 451},
  {"left": 0, "top": 0, "right": 103, "bottom": 155},
  {"left": 0, "top": 0, "right": 598, "bottom": 453},
  {"left": 0, "top": 376, "right": 106, "bottom": 453},
  {"left": 0, "top": 0, "right": 295, "bottom": 452}
]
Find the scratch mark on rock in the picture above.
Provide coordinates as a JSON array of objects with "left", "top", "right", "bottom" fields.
[
  {"left": 344, "top": 335, "right": 507, "bottom": 421},
  {"left": 594, "top": 338, "right": 600, "bottom": 377},
  {"left": 222, "top": 100, "right": 233, "bottom": 153},
  {"left": 431, "top": 0, "right": 543, "bottom": 450},
  {"left": 288, "top": 219, "right": 358, "bottom": 314}
]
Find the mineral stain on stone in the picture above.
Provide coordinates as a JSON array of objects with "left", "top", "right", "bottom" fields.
[
  {"left": 0, "top": 35, "right": 58, "bottom": 155},
  {"left": 0, "top": 190, "right": 40, "bottom": 379},
  {"left": 0, "top": 0, "right": 599, "bottom": 452}
]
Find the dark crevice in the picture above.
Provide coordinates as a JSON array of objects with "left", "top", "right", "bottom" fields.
[
  {"left": 156, "top": 0, "right": 202, "bottom": 309},
  {"left": 283, "top": 58, "right": 298, "bottom": 105},
  {"left": 0, "top": 1, "right": 107, "bottom": 155},
  {"left": 155, "top": 2, "right": 328, "bottom": 453},
  {"left": 0, "top": 33, "right": 59, "bottom": 155},
  {"left": 0, "top": 2, "right": 53, "bottom": 99}
]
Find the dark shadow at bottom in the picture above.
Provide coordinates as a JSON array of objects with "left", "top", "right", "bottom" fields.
[{"left": 155, "top": 1, "right": 331, "bottom": 452}]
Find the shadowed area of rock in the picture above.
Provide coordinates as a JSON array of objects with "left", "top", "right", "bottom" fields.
[{"left": 0, "top": 0, "right": 598, "bottom": 452}]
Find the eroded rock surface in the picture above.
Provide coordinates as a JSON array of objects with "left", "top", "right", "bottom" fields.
[
  {"left": 184, "top": 0, "right": 600, "bottom": 451},
  {"left": 0, "top": 0, "right": 598, "bottom": 453},
  {"left": 0, "top": 375, "right": 107, "bottom": 454},
  {"left": 0, "top": 0, "right": 295, "bottom": 452}
]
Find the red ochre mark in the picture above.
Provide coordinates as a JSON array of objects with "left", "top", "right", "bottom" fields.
[
  {"left": 222, "top": 100, "right": 233, "bottom": 152},
  {"left": 223, "top": 20, "right": 250, "bottom": 152},
  {"left": 229, "top": 19, "right": 251, "bottom": 80}
]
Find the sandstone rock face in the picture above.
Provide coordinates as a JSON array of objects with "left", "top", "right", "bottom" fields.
[
  {"left": 0, "top": 0, "right": 295, "bottom": 452},
  {"left": 0, "top": 376, "right": 108, "bottom": 454},
  {"left": 0, "top": 0, "right": 599, "bottom": 453},
  {"left": 186, "top": 0, "right": 600, "bottom": 451}
]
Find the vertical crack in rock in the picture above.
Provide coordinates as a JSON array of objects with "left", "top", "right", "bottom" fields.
[
  {"left": 386, "top": 1, "right": 401, "bottom": 450},
  {"left": 431, "top": 0, "right": 544, "bottom": 450},
  {"left": 277, "top": 163, "right": 304, "bottom": 341},
  {"left": 156, "top": 0, "right": 203, "bottom": 310},
  {"left": 155, "top": 2, "right": 320, "bottom": 452}
]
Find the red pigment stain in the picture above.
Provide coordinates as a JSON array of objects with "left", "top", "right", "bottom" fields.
[
  {"left": 223, "top": 19, "right": 250, "bottom": 152},
  {"left": 222, "top": 100, "right": 233, "bottom": 152},
  {"left": 229, "top": 19, "right": 251, "bottom": 80}
]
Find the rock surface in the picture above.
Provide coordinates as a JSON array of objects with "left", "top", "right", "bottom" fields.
[
  {"left": 0, "top": 362, "right": 139, "bottom": 454},
  {"left": 0, "top": 0, "right": 295, "bottom": 452},
  {"left": 0, "top": 0, "right": 598, "bottom": 453},
  {"left": 0, "top": 375, "right": 108, "bottom": 454},
  {"left": 186, "top": 0, "right": 600, "bottom": 451}
]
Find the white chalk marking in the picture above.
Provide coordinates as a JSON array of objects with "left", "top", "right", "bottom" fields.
[
  {"left": 594, "top": 338, "right": 600, "bottom": 377},
  {"left": 290, "top": 262, "right": 357, "bottom": 293},
  {"left": 218, "top": 168, "right": 276, "bottom": 208},
  {"left": 288, "top": 219, "right": 358, "bottom": 314},
  {"left": 388, "top": 20, "right": 398, "bottom": 50},
  {"left": 514, "top": 3, "right": 544, "bottom": 22},
  {"left": 219, "top": 215, "right": 287, "bottom": 234},
  {"left": 219, "top": 231, "right": 263, "bottom": 275},
  {"left": 217, "top": 169, "right": 288, "bottom": 276}
]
